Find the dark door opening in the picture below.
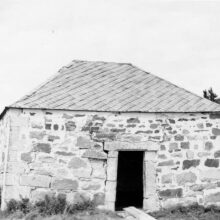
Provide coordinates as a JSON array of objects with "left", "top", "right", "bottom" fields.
[{"left": 115, "top": 151, "right": 144, "bottom": 211}]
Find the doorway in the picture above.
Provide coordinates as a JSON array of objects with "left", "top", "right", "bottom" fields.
[{"left": 115, "top": 151, "right": 144, "bottom": 210}]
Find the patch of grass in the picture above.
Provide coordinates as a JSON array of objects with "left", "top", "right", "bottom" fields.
[
  {"left": 1, "top": 194, "right": 122, "bottom": 220},
  {"left": 149, "top": 203, "right": 220, "bottom": 220}
]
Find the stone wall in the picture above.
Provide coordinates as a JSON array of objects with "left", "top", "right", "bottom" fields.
[{"left": 1, "top": 108, "right": 220, "bottom": 211}]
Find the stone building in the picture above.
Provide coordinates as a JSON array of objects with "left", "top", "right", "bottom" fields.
[{"left": 1, "top": 60, "right": 220, "bottom": 211}]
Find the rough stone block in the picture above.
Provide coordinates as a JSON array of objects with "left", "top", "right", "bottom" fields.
[
  {"left": 76, "top": 136, "right": 93, "bottom": 149},
  {"left": 200, "top": 169, "right": 220, "bottom": 181},
  {"left": 65, "top": 121, "right": 76, "bottom": 131},
  {"left": 175, "top": 135, "right": 184, "bottom": 141},
  {"left": 21, "top": 152, "right": 33, "bottom": 163},
  {"left": 214, "top": 150, "right": 220, "bottom": 158},
  {"left": 107, "top": 151, "right": 118, "bottom": 158},
  {"left": 205, "top": 141, "right": 213, "bottom": 151},
  {"left": 91, "top": 160, "right": 106, "bottom": 179},
  {"left": 161, "top": 173, "right": 173, "bottom": 184},
  {"left": 93, "top": 192, "right": 105, "bottom": 205},
  {"left": 81, "top": 181, "right": 102, "bottom": 191},
  {"left": 176, "top": 172, "right": 197, "bottom": 185},
  {"left": 4, "top": 186, "right": 31, "bottom": 201},
  {"left": 181, "top": 142, "right": 190, "bottom": 149},
  {"left": 143, "top": 197, "right": 160, "bottom": 211},
  {"left": 107, "top": 157, "right": 118, "bottom": 181},
  {"left": 186, "top": 150, "right": 194, "bottom": 159},
  {"left": 20, "top": 174, "right": 51, "bottom": 187},
  {"left": 158, "top": 160, "right": 174, "bottom": 166},
  {"left": 205, "top": 191, "right": 220, "bottom": 204},
  {"left": 169, "top": 143, "right": 178, "bottom": 152},
  {"left": 34, "top": 143, "right": 51, "bottom": 153},
  {"left": 144, "top": 161, "right": 156, "bottom": 197},
  {"left": 29, "top": 131, "right": 46, "bottom": 140},
  {"left": 5, "top": 173, "right": 19, "bottom": 186},
  {"left": 183, "top": 160, "right": 200, "bottom": 170},
  {"left": 105, "top": 141, "right": 159, "bottom": 151},
  {"left": 82, "top": 150, "right": 107, "bottom": 160},
  {"left": 205, "top": 159, "right": 219, "bottom": 168},
  {"left": 159, "top": 188, "right": 182, "bottom": 198},
  {"left": 52, "top": 178, "right": 78, "bottom": 190},
  {"left": 144, "top": 151, "right": 157, "bottom": 162},
  {"left": 105, "top": 181, "right": 116, "bottom": 200},
  {"left": 212, "top": 128, "right": 220, "bottom": 136},
  {"left": 68, "top": 157, "right": 87, "bottom": 169}
]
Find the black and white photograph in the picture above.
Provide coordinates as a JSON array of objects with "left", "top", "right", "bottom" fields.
[{"left": 1, "top": 1, "right": 220, "bottom": 219}]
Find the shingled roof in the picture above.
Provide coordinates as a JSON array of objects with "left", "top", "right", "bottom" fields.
[{"left": 10, "top": 60, "right": 220, "bottom": 112}]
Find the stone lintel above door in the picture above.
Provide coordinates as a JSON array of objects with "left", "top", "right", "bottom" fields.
[{"left": 104, "top": 141, "right": 159, "bottom": 151}]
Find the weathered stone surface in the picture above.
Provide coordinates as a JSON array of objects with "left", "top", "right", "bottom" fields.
[
  {"left": 107, "top": 151, "right": 118, "bottom": 158},
  {"left": 68, "top": 157, "right": 87, "bottom": 169},
  {"left": 200, "top": 169, "right": 220, "bottom": 181},
  {"left": 186, "top": 150, "right": 194, "bottom": 159},
  {"left": 72, "top": 167, "right": 92, "bottom": 178},
  {"left": 94, "top": 132, "right": 116, "bottom": 141},
  {"left": 159, "top": 188, "right": 182, "bottom": 198},
  {"left": 181, "top": 142, "right": 190, "bottom": 149},
  {"left": 143, "top": 197, "right": 160, "bottom": 211},
  {"left": 168, "top": 119, "right": 175, "bottom": 124},
  {"left": 214, "top": 150, "right": 220, "bottom": 158},
  {"left": 205, "top": 159, "right": 219, "bottom": 168},
  {"left": 183, "top": 160, "right": 200, "bottom": 170},
  {"left": 161, "top": 173, "right": 173, "bottom": 184},
  {"left": 65, "top": 121, "right": 76, "bottom": 131},
  {"left": 82, "top": 150, "right": 107, "bottom": 160},
  {"left": 190, "top": 183, "right": 217, "bottom": 191},
  {"left": 105, "top": 141, "right": 159, "bottom": 151},
  {"left": 198, "top": 152, "right": 211, "bottom": 157},
  {"left": 212, "top": 128, "right": 220, "bottom": 136},
  {"left": 144, "top": 161, "right": 156, "bottom": 197},
  {"left": 74, "top": 192, "right": 90, "bottom": 204},
  {"left": 171, "top": 152, "right": 183, "bottom": 158},
  {"left": 55, "top": 151, "right": 74, "bottom": 156},
  {"left": 62, "top": 113, "right": 74, "bottom": 119},
  {"left": 169, "top": 143, "right": 178, "bottom": 152},
  {"left": 107, "top": 158, "right": 118, "bottom": 181},
  {"left": 34, "top": 143, "right": 51, "bottom": 153},
  {"left": 4, "top": 186, "right": 31, "bottom": 201},
  {"left": 158, "top": 154, "right": 167, "bottom": 159},
  {"left": 93, "top": 192, "right": 105, "bottom": 205},
  {"left": 48, "top": 135, "right": 60, "bottom": 142},
  {"left": 76, "top": 136, "right": 93, "bottom": 149},
  {"left": 82, "top": 182, "right": 101, "bottom": 191},
  {"left": 38, "top": 155, "right": 56, "bottom": 163},
  {"left": 144, "top": 151, "right": 157, "bottom": 162},
  {"left": 105, "top": 181, "right": 116, "bottom": 202},
  {"left": 205, "top": 192, "right": 220, "bottom": 203},
  {"left": 21, "top": 152, "right": 33, "bottom": 163},
  {"left": 150, "top": 124, "right": 158, "bottom": 129},
  {"left": 127, "top": 118, "right": 140, "bottom": 123},
  {"left": 31, "top": 123, "right": 43, "bottom": 129},
  {"left": 52, "top": 178, "right": 78, "bottom": 190},
  {"left": 158, "top": 160, "right": 174, "bottom": 166},
  {"left": 205, "top": 141, "right": 213, "bottom": 151},
  {"left": 91, "top": 160, "right": 106, "bottom": 179},
  {"left": 29, "top": 131, "right": 45, "bottom": 140},
  {"left": 210, "top": 113, "right": 220, "bottom": 119},
  {"left": 92, "top": 143, "right": 103, "bottom": 151},
  {"left": 175, "top": 135, "right": 184, "bottom": 141},
  {"left": 20, "top": 175, "right": 51, "bottom": 187},
  {"left": 176, "top": 172, "right": 197, "bottom": 185}
]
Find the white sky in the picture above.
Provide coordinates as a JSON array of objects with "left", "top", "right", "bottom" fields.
[{"left": 1, "top": 0, "right": 220, "bottom": 112}]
